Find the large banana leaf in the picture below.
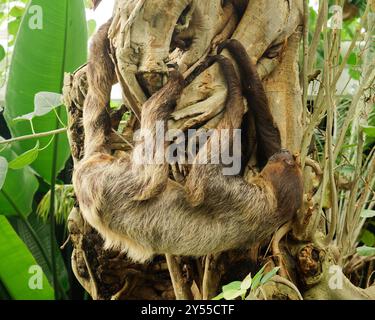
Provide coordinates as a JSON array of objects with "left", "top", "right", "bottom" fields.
[
  {"left": 4, "top": 0, "right": 87, "bottom": 183},
  {"left": 0, "top": 216, "right": 54, "bottom": 300},
  {"left": 14, "top": 213, "right": 70, "bottom": 294},
  {"left": 0, "top": 140, "right": 38, "bottom": 217}
]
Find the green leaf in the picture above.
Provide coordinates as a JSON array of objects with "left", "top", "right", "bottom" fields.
[
  {"left": 339, "top": 164, "right": 355, "bottom": 175},
  {"left": 362, "top": 126, "right": 375, "bottom": 138},
  {"left": 36, "top": 184, "right": 74, "bottom": 224},
  {"left": 4, "top": 0, "right": 88, "bottom": 183},
  {"left": 0, "top": 216, "right": 54, "bottom": 299},
  {"left": 251, "top": 265, "right": 266, "bottom": 291},
  {"left": 87, "top": 19, "right": 96, "bottom": 37},
  {"left": 212, "top": 292, "right": 224, "bottom": 300},
  {"left": 34, "top": 92, "right": 63, "bottom": 117},
  {"left": 0, "top": 44, "right": 5, "bottom": 62},
  {"left": 240, "top": 274, "right": 252, "bottom": 291},
  {"left": 0, "top": 140, "right": 38, "bottom": 217},
  {"left": 347, "top": 52, "right": 357, "bottom": 66},
  {"left": 341, "top": 144, "right": 357, "bottom": 150},
  {"left": 8, "top": 141, "right": 39, "bottom": 170},
  {"left": 223, "top": 289, "right": 246, "bottom": 300},
  {"left": 361, "top": 209, "right": 375, "bottom": 218},
  {"left": 222, "top": 281, "right": 242, "bottom": 292},
  {"left": 360, "top": 230, "right": 375, "bottom": 247},
  {"left": 261, "top": 267, "right": 280, "bottom": 284},
  {"left": 0, "top": 157, "right": 8, "bottom": 190},
  {"left": 309, "top": 6, "right": 317, "bottom": 22},
  {"left": 357, "top": 246, "right": 375, "bottom": 257},
  {"left": 15, "top": 92, "right": 63, "bottom": 121},
  {"left": 349, "top": 68, "right": 361, "bottom": 81},
  {"left": 8, "top": 18, "right": 21, "bottom": 38},
  {"left": 9, "top": 6, "right": 25, "bottom": 18}
]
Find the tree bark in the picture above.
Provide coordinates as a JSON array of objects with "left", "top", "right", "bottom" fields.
[{"left": 64, "top": 0, "right": 375, "bottom": 300}]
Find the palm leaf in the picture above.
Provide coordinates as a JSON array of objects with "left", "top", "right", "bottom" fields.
[{"left": 4, "top": 0, "right": 88, "bottom": 183}]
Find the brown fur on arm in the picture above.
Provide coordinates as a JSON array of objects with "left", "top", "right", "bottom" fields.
[
  {"left": 218, "top": 39, "right": 281, "bottom": 166},
  {"left": 83, "top": 19, "right": 115, "bottom": 158},
  {"left": 184, "top": 54, "right": 245, "bottom": 206},
  {"left": 79, "top": 18, "right": 184, "bottom": 203},
  {"left": 132, "top": 71, "right": 185, "bottom": 200}
]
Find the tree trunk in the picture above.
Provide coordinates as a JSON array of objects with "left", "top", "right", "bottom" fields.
[{"left": 63, "top": 0, "right": 375, "bottom": 300}]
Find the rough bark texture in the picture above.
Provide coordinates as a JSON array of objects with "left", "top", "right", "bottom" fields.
[{"left": 64, "top": 0, "right": 375, "bottom": 300}]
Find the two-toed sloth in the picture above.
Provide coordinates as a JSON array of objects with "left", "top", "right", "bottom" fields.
[{"left": 73, "top": 21, "right": 303, "bottom": 263}]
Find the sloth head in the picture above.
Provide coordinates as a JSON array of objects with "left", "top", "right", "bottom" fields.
[
  {"left": 261, "top": 149, "right": 303, "bottom": 217},
  {"left": 268, "top": 149, "right": 299, "bottom": 166}
]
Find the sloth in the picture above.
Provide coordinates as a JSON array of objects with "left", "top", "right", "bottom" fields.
[{"left": 72, "top": 21, "right": 304, "bottom": 263}]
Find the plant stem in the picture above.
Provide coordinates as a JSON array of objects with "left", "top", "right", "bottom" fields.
[
  {"left": 48, "top": 118, "right": 61, "bottom": 299},
  {"left": 302, "top": 0, "right": 309, "bottom": 127},
  {"left": 0, "top": 128, "right": 67, "bottom": 145},
  {"left": 307, "top": 0, "right": 326, "bottom": 74}
]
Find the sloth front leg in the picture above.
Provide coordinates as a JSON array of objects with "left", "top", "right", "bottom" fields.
[
  {"left": 130, "top": 71, "right": 185, "bottom": 200},
  {"left": 185, "top": 55, "right": 245, "bottom": 206},
  {"left": 74, "top": 72, "right": 185, "bottom": 261}
]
